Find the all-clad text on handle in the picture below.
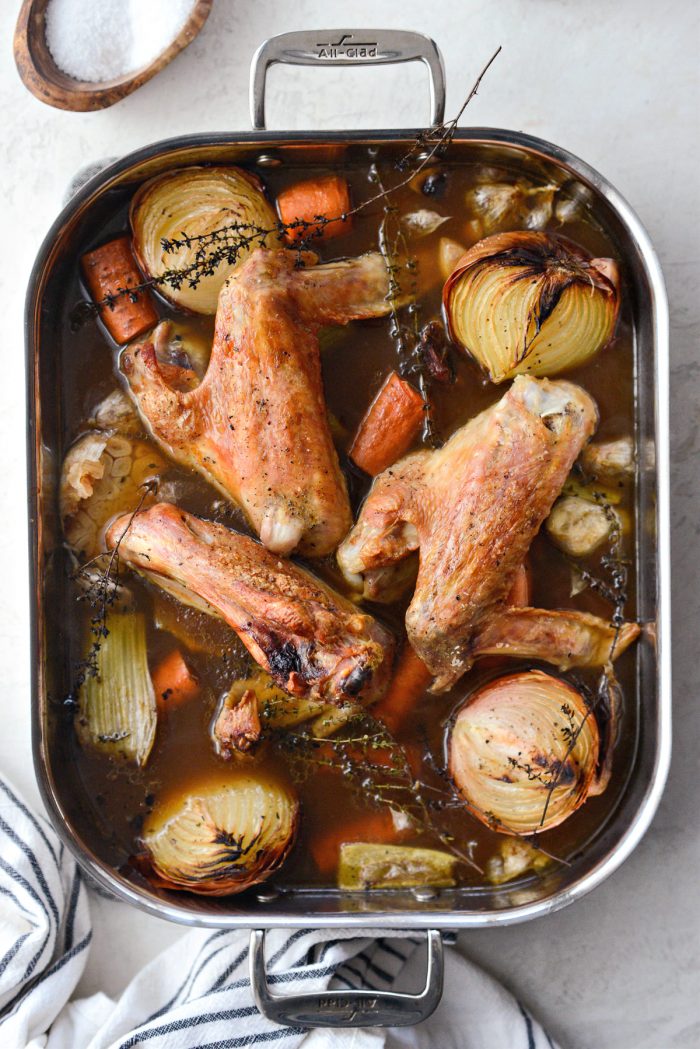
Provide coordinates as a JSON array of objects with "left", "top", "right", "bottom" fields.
[
  {"left": 249, "top": 29, "right": 446, "bottom": 129},
  {"left": 249, "top": 928, "right": 445, "bottom": 1027}
]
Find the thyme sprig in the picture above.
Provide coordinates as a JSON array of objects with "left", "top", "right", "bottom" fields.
[
  {"left": 275, "top": 713, "right": 482, "bottom": 872},
  {"left": 68, "top": 480, "right": 155, "bottom": 693},
  {"left": 394, "top": 46, "right": 503, "bottom": 173},
  {"left": 371, "top": 165, "right": 441, "bottom": 446},
  {"left": 538, "top": 481, "right": 630, "bottom": 828}
]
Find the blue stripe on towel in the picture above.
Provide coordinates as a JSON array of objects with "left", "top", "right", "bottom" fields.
[
  {"left": 518, "top": 998, "right": 536, "bottom": 1049},
  {"left": 63, "top": 866, "right": 82, "bottom": 952},
  {"left": 0, "top": 781, "right": 60, "bottom": 870},
  {"left": 195, "top": 1030, "right": 304, "bottom": 1049},
  {"left": 0, "top": 932, "right": 30, "bottom": 978},
  {"left": 0, "top": 856, "right": 52, "bottom": 926},
  {"left": 0, "top": 817, "right": 60, "bottom": 927}
]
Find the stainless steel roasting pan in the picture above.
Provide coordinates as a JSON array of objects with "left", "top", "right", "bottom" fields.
[{"left": 26, "top": 30, "right": 671, "bottom": 1028}]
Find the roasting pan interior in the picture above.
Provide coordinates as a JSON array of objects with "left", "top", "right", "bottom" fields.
[{"left": 28, "top": 131, "right": 669, "bottom": 928}]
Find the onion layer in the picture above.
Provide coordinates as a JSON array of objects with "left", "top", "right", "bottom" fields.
[
  {"left": 443, "top": 231, "right": 620, "bottom": 382},
  {"left": 130, "top": 166, "right": 282, "bottom": 314},
  {"left": 448, "top": 670, "right": 599, "bottom": 834},
  {"left": 77, "top": 611, "right": 157, "bottom": 767},
  {"left": 142, "top": 773, "right": 298, "bottom": 895}
]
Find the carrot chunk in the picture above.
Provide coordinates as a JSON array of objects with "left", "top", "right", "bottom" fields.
[
  {"left": 276, "top": 175, "right": 352, "bottom": 244},
  {"left": 152, "top": 649, "right": 200, "bottom": 712},
  {"left": 81, "top": 235, "right": 158, "bottom": 345},
  {"left": 310, "top": 810, "right": 405, "bottom": 875},
  {"left": 373, "top": 645, "right": 433, "bottom": 735},
  {"left": 349, "top": 371, "right": 425, "bottom": 476}
]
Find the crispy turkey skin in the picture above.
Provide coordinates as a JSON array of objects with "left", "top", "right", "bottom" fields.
[
  {"left": 120, "top": 250, "right": 397, "bottom": 558},
  {"left": 105, "top": 503, "right": 393, "bottom": 706},
  {"left": 338, "top": 375, "right": 602, "bottom": 690}
]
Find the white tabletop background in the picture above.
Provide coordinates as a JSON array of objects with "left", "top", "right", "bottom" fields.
[{"left": 1, "top": 2, "right": 698, "bottom": 1047}]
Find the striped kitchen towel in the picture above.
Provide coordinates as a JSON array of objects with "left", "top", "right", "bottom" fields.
[
  {"left": 0, "top": 778, "right": 90, "bottom": 1045},
  {"left": 0, "top": 775, "right": 558, "bottom": 1048}
]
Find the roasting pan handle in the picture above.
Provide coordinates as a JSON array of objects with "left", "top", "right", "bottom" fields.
[
  {"left": 250, "top": 29, "right": 446, "bottom": 130},
  {"left": 249, "top": 928, "right": 444, "bottom": 1027}
]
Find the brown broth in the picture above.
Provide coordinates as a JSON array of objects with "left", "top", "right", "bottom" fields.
[{"left": 58, "top": 153, "right": 638, "bottom": 895}]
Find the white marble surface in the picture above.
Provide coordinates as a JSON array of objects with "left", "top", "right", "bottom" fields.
[{"left": 1, "top": 1, "right": 698, "bottom": 1046}]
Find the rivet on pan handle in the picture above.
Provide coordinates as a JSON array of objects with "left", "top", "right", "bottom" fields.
[
  {"left": 249, "top": 928, "right": 444, "bottom": 1027},
  {"left": 249, "top": 29, "right": 446, "bottom": 130}
]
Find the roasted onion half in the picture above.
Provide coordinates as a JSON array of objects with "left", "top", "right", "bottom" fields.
[
  {"left": 130, "top": 166, "right": 282, "bottom": 314},
  {"left": 448, "top": 670, "right": 599, "bottom": 835},
  {"left": 443, "top": 231, "right": 620, "bottom": 382},
  {"left": 141, "top": 773, "right": 299, "bottom": 895}
]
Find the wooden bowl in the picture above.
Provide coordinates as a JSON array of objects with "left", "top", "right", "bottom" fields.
[{"left": 13, "top": 0, "right": 213, "bottom": 112}]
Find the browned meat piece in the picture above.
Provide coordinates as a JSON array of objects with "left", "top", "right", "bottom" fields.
[
  {"left": 105, "top": 503, "right": 394, "bottom": 705},
  {"left": 213, "top": 688, "right": 262, "bottom": 757},
  {"left": 471, "top": 608, "right": 640, "bottom": 669},
  {"left": 338, "top": 376, "right": 599, "bottom": 690},
  {"left": 121, "top": 250, "right": 396, "bottom": 557}
]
